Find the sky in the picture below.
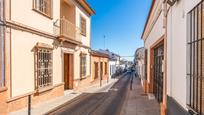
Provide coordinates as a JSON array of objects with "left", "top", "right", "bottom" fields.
[{"left": 87, "top": 0, "right": 151, "bottom": 61}]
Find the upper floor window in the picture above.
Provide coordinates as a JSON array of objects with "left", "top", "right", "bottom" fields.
[
  {"left": 35, "top": 47, "right": 53, "bottom": 89},
  {"left": 33, "top": 0, "right": 52, "bottom": 18},
  {"left": 187, "top": 1, "right": 204, "bottom": 114},
  {"left": 80, "top": 54, "right": 87, "bottom": 78},
  {"left": 80, "top": 16, "right": 86, "bottom": 36}
]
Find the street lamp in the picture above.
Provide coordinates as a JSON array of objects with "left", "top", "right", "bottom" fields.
[
  {"left": 103, "top": 35, "right": 106, "bottom": 50},
  {"left": 166, "top": 0, "right": 179, "bottom": 6}
]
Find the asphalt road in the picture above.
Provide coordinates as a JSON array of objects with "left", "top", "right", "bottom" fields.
[{"left": 46, "top": 72, "right": 133, "bottom": 115}]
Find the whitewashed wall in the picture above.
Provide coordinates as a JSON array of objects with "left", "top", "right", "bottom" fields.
[
  {"left": 144, "top": 12, "right": 164, "bottom": 84},
  {"left": 109, "top": 61, "right": 116, "bottom": 77},
  {"left": 10, "top": 0, "right": 92, "bottom": 97},
  {"left": 10, "top": 0, "right": 61, "bottom": 97},
  {"left": 11, "top": 30, "right": 62, "bottom": 97},
  {"left": 166, "top": 0, "right": 202, "bottom": 110},
  {"left": 11, "top": 0, "right": 60, "bottom": 34},
  {"left": 74, "top": 1, "right": 91, "bottom": 47},
  {"left": 73, "top": 1, "right": 91, "bottom": 80},
  {"left": 73, "top": 47, "right": 90, "bottom": 80}
]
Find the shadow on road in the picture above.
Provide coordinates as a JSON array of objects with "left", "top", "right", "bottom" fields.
[{"left": 46, "top": 72, "right": 132, "bottom": 115}]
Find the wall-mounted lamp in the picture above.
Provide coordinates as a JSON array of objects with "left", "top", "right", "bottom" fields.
[{"left": 166, "top": 0, "right": 178, "bottom": 6}]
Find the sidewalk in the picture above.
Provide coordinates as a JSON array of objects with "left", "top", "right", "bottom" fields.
[
  {"left": 120, "top": 76, "right": 160, "bottom": 115},
  {"left": 9, "top": 77, "right": 120, "bottom": 115}
]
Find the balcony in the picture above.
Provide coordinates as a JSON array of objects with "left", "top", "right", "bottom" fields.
[{"left": 57, "top": 17, "right": 81, "bottom": 44}]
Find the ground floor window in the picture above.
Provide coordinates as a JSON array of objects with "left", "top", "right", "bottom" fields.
[
  {"left": 80, "top": 54, "right": 87, "bottom": 78},
  {"left": 36, "top": 47, "right": 53, "bottom": 89},
  {"left": 187, "top": 1, "right": 204, "bottom": 114}
]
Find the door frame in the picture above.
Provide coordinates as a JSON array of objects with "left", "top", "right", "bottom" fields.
[
  {"left": 94, "top": 62, "right": 99, "bottom": 80},
  {"left": 148, "top": 35, "right": 166, "bottom": 105},
  {"left": 149, "top": 35, "right": 164, "bottom": 93},
  {"left": 62, "top": 51, "right": 74, "bottom": 90},
  {"left": 153, "top": 43, "right": 164, "bottom": 102}
]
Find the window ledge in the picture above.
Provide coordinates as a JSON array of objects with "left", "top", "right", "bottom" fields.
[
  {"left": 80, "top": 75, "right": 90, "bottom": 80},
  {"left": 32, "top": 9, "right": 53, "bottom": 20},
  {"left": 0, "top": 87, "right": 7, "bottom": 92},
  {"left": 36, "top": 86, "right": 53, "bottom": 94}
]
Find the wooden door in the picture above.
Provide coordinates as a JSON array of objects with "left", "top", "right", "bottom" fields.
[
  {"left": 64, "top": 54, "right": 74, "bottom": 90},
  {"left": 100, "top": 62, "right": 103, "bottom": 80},
  {"left": 94, "top": 62, "right": 98, "bottom": 79}
]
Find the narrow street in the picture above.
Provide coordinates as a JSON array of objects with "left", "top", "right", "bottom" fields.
[
  {"left": 1, "top": 0, "right": 199, "bottom": 114},
  {"left": 47, "top": 72, "right": 131, "bottom": 115},
  {"left": 46, "top": 72, "right": 160, "bottom": 115}
]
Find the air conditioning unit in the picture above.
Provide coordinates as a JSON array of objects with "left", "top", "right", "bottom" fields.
[{"left": 167, "top": 0, "right": 179, "bottom": 6}]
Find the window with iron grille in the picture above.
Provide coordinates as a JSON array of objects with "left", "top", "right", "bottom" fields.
[
  {"left": 80, "top": 16, "right": 86, "bottom": 36},
  {"left": 80, "top": 54, "right": 86, "bottom": 78},
  {"left": 36, "top": 48, "right": 53, "bottom": 89},
  {"left": 187, "top": 1, "right": 204, "bottom": 114},
  {"left": 33, "top": 0, "right": 52, "bottom": 17}
]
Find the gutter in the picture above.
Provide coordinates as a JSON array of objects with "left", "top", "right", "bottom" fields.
[
  {"left": 162, "top": 0, "right": 175, "bottom": 114},
  {"left": 162, "top": 0, "right": 168, "bottom": 114}
]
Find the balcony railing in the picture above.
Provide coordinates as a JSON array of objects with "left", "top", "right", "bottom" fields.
[{"left": 58, "top": 17, "right": 81, "bottom": 43}]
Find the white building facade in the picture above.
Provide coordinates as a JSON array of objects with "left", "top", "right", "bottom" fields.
[
  {"left": 97, "top": 49, "right": 121, "bottom": 78},
  {"left": 0, "top": 0, "right": 95, "bottom": 114},
  {"left": 134, "top": 47, "right": 146, "bottom": 90},
  {"left": 142, "top": 0, "right": 204, "bottom": 115}
]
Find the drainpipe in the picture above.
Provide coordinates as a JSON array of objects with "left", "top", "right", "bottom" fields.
[
  {"left": 89, "top": 49, "right": 92, "bottom": 81},
  {"left": 0, "top": 0, "right": 5, "bottom": 87},
  {"left": 89, "top": 18, "right": 92, "bottom": 80},
  {"left": 163, "top": 0, "right": 177, "bottom": 114},
  {"left": 162, "top": 0, "right": 168, "bottom": 115}
]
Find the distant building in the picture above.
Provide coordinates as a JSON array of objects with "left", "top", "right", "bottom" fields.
[
  {"left": 90, "top": 50, "right": 109, "bottom": 82},
  {"left": 134, "top": 47, "right": 147, "bottom": 91},
  {"left": 119, "top": 58, "right": 129, "bottom": 69},
  {"left": 98, "top": 49, "right": 121, "bottom": 78}
]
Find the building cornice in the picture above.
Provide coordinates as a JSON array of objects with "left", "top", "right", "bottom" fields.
[
  {"left": 91, "top": 50, "right": 109, "bottom": 58},
  {"left": 79, "top": 44, "right": 91, "bottom": 49},
  {"left": 5, "top": 20, "right": 87, "bottom": 46},
  {"left": 5, "top": 20, "right": 57, "bottom": 39},
  {"left": 141, "top": 0, "right": 156, "bottom": 39},
  {"left": 75, "top": 0, "right": 95, "bottom": 16}
]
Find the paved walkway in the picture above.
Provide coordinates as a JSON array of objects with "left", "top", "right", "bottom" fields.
[
  {"left": 9, "top": 78, "right": 120, "bottom": 115},
  {"left": 120, "top": 75, "right": 160, "bottom": 115}
]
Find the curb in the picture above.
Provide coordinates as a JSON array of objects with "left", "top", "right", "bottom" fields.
[{"left": 45, "top": 76, "right": 124, "bottom": 114}]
